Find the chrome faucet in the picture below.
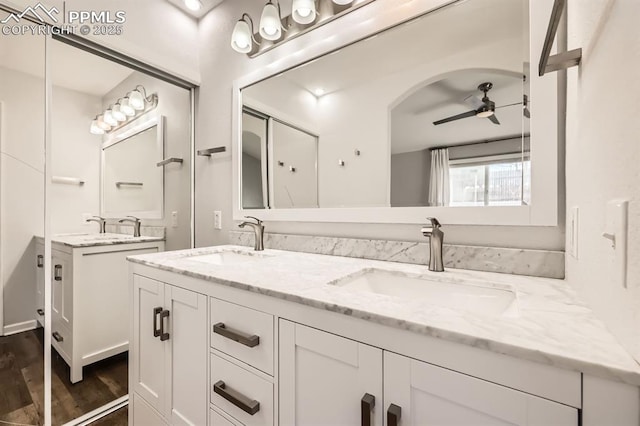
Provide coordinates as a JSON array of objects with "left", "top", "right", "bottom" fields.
[
  {"left": 421, "top": 217, "right": 445, "bottom": 272},
  {"left": 118, "top": 216, "right": 142, "bottom": 237},
  {"left": 238, "top": 216, "right": 264, "bottom": 251},
  {"left": 86, "top": 216, "right": 106, "bottom": 234}
]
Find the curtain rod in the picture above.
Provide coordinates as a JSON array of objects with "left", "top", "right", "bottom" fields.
[{"left": 429, "top": 134, "right": 530, "bottom": 151}]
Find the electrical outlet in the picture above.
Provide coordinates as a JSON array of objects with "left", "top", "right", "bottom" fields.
[
  {"left": 171, "top": 211, "right": 179, "bottom": 228},
  {"left": 214, "top": 211, "right": 222, "bottom": 230},
  {"left": 569, "top": 206, "right": 579, "bottom": 259}
]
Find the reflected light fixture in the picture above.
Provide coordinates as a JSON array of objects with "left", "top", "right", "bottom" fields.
[
  {"left": 231, "top": 14, "right": 257, "bottom": 53},
  {"left": 184, "top": 0, "right": 202, "bottom": 11},
  {"left": 292, "top": 0, "right": 316, "bottom": 24},
  {"left": 476, "top": 106, "right": 494, "bottom": 118},
  {"left": 89, "top": 85, "right": 158, "bottom": 135},
  {"left": 259, "top": 1, "right": 283, "bottom": 41},
  {"left": 332, "top": 0, "right": 353, "bottom": 4},
  {"left": 313, "top": 88, "right": 325, "bottom": 97}
]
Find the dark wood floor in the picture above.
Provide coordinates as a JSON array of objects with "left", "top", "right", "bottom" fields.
[{"left": 0, "top": 328, "right": 128, "bottom": 426}]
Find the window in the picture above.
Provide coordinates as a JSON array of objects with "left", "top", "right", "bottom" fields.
[{"left": 449, "top": 154, "right": 530, "bottom": 207}]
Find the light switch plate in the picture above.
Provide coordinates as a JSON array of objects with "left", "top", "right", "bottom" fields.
[
  {"left": 214, "top": 211, "right": 222, "bottom": 230},
  {"left": 569, "top": 206, "right": 579, "bottom": 259},
  {"left": 605, "top": 199, "right": 629, "bottom": 288},
  {"left": 171, "top": 211, "right": 178, "bottom": 228}
]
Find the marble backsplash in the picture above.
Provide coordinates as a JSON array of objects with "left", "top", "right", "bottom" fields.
[
  {"left": 229, "top": 231, "right": 565, "bottom": 279},
  {"left": 105, "top": 223, "right": 166, "bottom": 239}
]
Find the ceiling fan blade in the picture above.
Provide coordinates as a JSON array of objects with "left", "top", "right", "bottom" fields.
[
  {"left": 495, "top": 101, "right": 523, "bottom": 110},
  {"left": 488, "top": 114, "right": 500, "bottom": 125},
  {"left": 464, "top": 94, "right": 485, "bottom": 110},
  {"left": 433, "top": 110, "right": 477, "bottom": 126}
]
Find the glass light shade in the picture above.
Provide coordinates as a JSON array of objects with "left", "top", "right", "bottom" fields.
[
  {"left": 184, "top": 0, "right": 202, "bottom": 11},
  {"left": 128, "top": 89, "right": 145, "bottom": 110},
  {"left": 96, "top": 115, "right": 111, "bottom": 131},
  {"left": 259, "top": 2, "right": 281, "bottom": 41},
  {"left": 332, "top": 0, "right": 353, "bottom": 4},
  {"left": 111, "top": 104, "right": 127, "bottom": 122},
  {"left": 90, "top": 120, "right": 105, "bottom": 135},
  {"left": 120, "top": 98, "right": 136, "bottom": 116},
  {"left": 103, "top": 110, "right": 118, "bottom": 127},
  {"left": 476, "top": 109, "right": 494, "bottom": 118},
  {"left": 292, "top": 0, "right": 316, "bottom": 24},
  {"left": 231, "top": 19, "right": 253, "bottom": 53}
]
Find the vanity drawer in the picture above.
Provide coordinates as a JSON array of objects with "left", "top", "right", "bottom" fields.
[
  {"left": 211, "top": 298, "right": 274, "bottom": 375},
  {"left": 210, "top": 354, "right": 273, "bottom": 426}
]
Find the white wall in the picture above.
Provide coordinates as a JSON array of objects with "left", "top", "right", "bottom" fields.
[
  {"left": 196, "top": 0, "right": 564, "bottom": 250},
  {"left": 566, "top": 0, "right": 640, "bottom": 361}
]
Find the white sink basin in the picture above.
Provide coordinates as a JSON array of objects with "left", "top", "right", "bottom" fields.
[
  {"left": 332, "top": 269, "right": 517, "bottom": 317},
  {"left": 188, "top": 250, "right": 273, "bottom": 266}
]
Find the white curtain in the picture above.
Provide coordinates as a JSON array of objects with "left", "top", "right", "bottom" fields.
[{"left": 428, "top": 148, "right": 450, "bottom": 206}]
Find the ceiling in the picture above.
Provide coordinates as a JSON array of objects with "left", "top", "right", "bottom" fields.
[{"left": 0, "top": 35, "right": 134, "bottom": 97}]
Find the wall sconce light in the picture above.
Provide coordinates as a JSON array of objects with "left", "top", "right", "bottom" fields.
[
  {"left": 232, "top": 0, "right": 375, "bottom": 57},
  {"left": 89, "top": 85, "right": 158, "bottom": 135}
]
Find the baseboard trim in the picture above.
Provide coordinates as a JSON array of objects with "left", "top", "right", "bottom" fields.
[{"left": 3, "top": 319, "right": 38, "bottom": 336}]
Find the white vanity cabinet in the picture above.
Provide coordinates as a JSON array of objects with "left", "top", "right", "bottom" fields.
[{"left": 130, "top": 274, "right": 208, "bottom": 426}]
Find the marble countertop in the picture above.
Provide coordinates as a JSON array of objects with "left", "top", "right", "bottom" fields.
[
  {"left": 37, "top": 233, "right": 165, "bottom": 248},
  {"left": 128, "top": 245, "right": 640, "bottom": 386}
]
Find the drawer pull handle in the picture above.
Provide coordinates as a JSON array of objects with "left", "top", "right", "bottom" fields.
[
  {"left": 213, "top": 322, "right": 260, "bottom": 348},
  {"left": 37, "top": 255, "right": 44, "bottom": 268},
  {"left": 54, "top": 264, "right": 62, "bottom": 281},
  {"left": 37, "top": 309, "right": 44, "bottom": 316},
  {"left": 160, "top": 309, "right": 170, "bottom": 341},
  {"left": 213, "top": 380, "right": 260, "bottom": 415},
  {"left": 387, "top": 404, "right": 401, "bottom": 426},
  {"left": 52, "top": 332, "right": 64, "bottom": 342},
  {"left": 361, "top": 393, "right": 375, "bottom": 426},
  {"left": 153, "top": 307, "right": 162, "bottom": 338}
]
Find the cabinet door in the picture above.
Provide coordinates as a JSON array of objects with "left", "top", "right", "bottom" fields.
[
  {"left": 35, "top": 245, "right": 45, "bottom": 322},
  {"left": 51, "top": 250, "right": 72, "bottom": 329},
  {"left": 279, "top": 320, "right": 383, "bottom": 426},
  {"left": 384, "top": 352, "right": 578, "bottom": 426},
  {"left": 132, "top": 275, "right": 166, "bottom": 415},
  {"left": 166, "top": 285, "right": 208, "bottom": 426},
  {"left": 132, "top": 392, "right": 168, "bottom": 426}
]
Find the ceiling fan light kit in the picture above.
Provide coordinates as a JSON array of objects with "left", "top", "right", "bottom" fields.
[{"left": 231, "top": 0, "right": 376, "bottom": 57}]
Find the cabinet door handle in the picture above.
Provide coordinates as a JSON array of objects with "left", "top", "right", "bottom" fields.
[
  {"left": 52, "top": 332, "right": 64, "bottom": 342},
  {"left": 153, "top": 307, "right": 162, "bottom": 338},
  {"left": 361, "top": 393, "right": 375, "bottom": 426},
  {"left": 387, "top": 404, "right": 401, "bottom": 426},
  {"left": 213, "top": 380, "right": 260, "bottom": 415},
  {"left": 54, "top": 264, "right": 62, "bottom": 281},
  {"left": 213, "top": 322, "right": 260, "bottom": 348},
  {"left": 37, "top": 309, "right": 44, "bottom": 316},
  {"left": 37, "top": 255, "right": 44, "bottom": 268},
  {"left": 160, "top": 309, "right": 170, "bottom": 341}
]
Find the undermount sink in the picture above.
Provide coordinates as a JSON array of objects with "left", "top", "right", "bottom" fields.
[
  {"left": 331, "top": 269, "right": 518, "bottom": 317},
  {"left": 187, "top": 249, "right": 273, "bottom": 266}
]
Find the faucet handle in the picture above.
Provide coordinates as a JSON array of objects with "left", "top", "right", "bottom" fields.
[
  {"left": 244, "top": 216, "right": 263, "bottom": 225},
  {"left": 426, "top": 217, "right": 441, "bottom": 228}
]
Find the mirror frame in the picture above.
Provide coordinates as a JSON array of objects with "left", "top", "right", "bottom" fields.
[
  {"left": 232, "top": 0, "right": 559, "bottom": 226},
  {"left": 100, "top": 115, "right": 165, "bottom": 219}
]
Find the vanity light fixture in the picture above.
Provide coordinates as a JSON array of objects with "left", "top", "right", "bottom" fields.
[
  {"left": 89, "top": 85, "right": 158, "bottom": 135},
  {"left": 184, "top": 0, "right": 202, "bottom": 11},
  {"left": 232, "top": 0, "right": 375, "bottom": 57},
  {"left": 259, "top": 0, "right": 284, "bottom": 41}
]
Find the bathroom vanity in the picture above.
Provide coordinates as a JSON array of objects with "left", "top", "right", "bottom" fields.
[
  {"left": 127, "top": 246, "right": 640, "bottom": 425},
  {"left": 36, "top": 233, "right": 165, "bottom": 383}
]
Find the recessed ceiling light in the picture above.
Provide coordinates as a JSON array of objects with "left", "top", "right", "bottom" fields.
[{"left": 184, "top": 0, "right": 203, "bottom": 12}]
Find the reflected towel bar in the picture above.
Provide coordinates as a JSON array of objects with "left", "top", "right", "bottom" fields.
[
  {"left": 157, "top": 157, "right": 184, "bottom": 167},
  {"left": 197, "top": 146, "right": 226, "bottom": 157},
  {"left": 52, "top": 176, "right": 85, "bottom": 186},
  {"left": 116, "top": 182, "right": 143, "bottom": 188},
  {"left": 538, "top": 0, "right": 581, "bottom": 76}
]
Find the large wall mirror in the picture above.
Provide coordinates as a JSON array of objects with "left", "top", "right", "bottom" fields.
[{"left": 234, "top": 0, "right": 558, "bottom": 226}]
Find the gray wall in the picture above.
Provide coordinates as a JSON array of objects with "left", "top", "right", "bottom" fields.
[{"left": 390, "top": 149, "right": 430, "bottom": 207}]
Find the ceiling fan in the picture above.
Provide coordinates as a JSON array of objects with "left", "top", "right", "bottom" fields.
[{"left": 433, "top": 82, "right": 501, "bottom": 126}]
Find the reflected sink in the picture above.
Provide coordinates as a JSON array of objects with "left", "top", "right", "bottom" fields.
[
  {"left": 187, "top": 250, "right": 273, "bottom": 266},
  {"left": 332, "top": 269, "right": 517, "bottom": 317}
]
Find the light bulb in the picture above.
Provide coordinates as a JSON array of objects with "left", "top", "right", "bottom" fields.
[
  {"left": 120, "top": 98, "right": 136, "bottom": 116},
  {"left": 231, "top": 19, "right": 253, "bottom": 53},
  {"left": 332, "top": 0, "right": 353, "bottom": 4},
  {"left": 128, "top": 89, "right": 145, "bottom": 110},
  {"left": 111, "top": 104, "right": 127, "bottom": 122},
  {"left": 96, "top": 115, "right": 111, "bottom": 131},
  {"left": 184, "top": 0, "right": 202, "bottom": 11},
  {"left": 103, "top": 109, "right": 118, "bottom": 127},
  {"left": 90, "top": 119, "right": 105, "bottom": 135},
  {"left": 292, "top": 0, "right": 316, "bottom": 24},
  {"left": 259, "top": 2, "right": 282, "bottom": 41}
]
